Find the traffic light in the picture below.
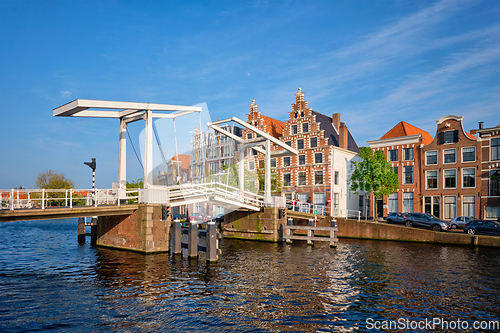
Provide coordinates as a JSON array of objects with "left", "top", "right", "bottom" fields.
[
  {"left": 279, "top": 208, "right": 285, "bottom": 219},
  {"left": 162, "top": 205, "right": 171, "bottom": 221}
]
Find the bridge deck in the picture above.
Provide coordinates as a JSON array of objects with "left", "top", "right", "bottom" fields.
[{"left": 0, "top": 205, "right": 139, "bottom": 223}]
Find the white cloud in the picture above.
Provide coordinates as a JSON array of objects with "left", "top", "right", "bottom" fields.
[{"left": 61, "top": 90, "right": 73, "bottom": 99}]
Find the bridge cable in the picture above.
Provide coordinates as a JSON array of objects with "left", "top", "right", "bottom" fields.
[
  {"left": 198, "top": 111, "right": 206, "bottom": 182},
  {"left": 152, "top": 120, "right": 168, "bottom": 165},
  {"left": 126, "top": 128, "right": 144, "bottom": 170}
]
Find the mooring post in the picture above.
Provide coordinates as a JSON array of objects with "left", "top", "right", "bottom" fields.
[
  {"left": 307, "top": 219, "right": 314, "bottom": 246},
  {"left": 188, "top": 221, "right": 198, "bottom": 258},
  {"left": 206, "top": 221, "right": 218, "bottom": 261},
  {"left": 330, "top": 219, "right": 337, "bottom": 247},
  {"left": 172, "top": 219, "right": 182, "bottom": 254},
  {"left": 78, "top": 217, "right": 86, "bottom": 244},
  {"left": 286, "top": 218, "right": 293, "bottom": 244},
  {"left": 90, "top": 217, "right": 97, "bottom": 245}
]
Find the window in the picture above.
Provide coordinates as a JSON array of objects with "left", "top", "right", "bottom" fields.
[
  {"left": 439, "top": 130, "right": 458, "bottom": 144},
  {"left": 252, "top": 149, "right": 258, "bottom": 156},
  {"left": 334, "top": 171, "right": 339, "bottom": 185},
  {"left": 485, "top": 206, "right": 500, "bottom": 218},
  {"left": 463, "top": 168, "right": 475, "bottom": 188},
  {"left": 388, "top": 193, "right": 398, "bottom": 213},
  {"left": 462, "top": 147, "right": 476, "bottom": 162},
  {"left": 299, "top": 155, "right": 306, "bottom": 165},
  {"left": 490, "top": 170, "right": 500, "bottom": 196},
  {"left": 283, "top": 173, "right": 291, "bottom": 187},
  {"left": 404, "top": 166, "right": 413, "bottom": 184},
  {"left": 302, "top": 123, "right": 309, "bottom": 133},
  {"left": 249, "top": 161, "right": 254, "bottom": 170},
  {"left": 393, "top": 166, "right": 398, "bottom": 175},
  {"left": 444, "top": 169, "right": 456, "bottom": 188},
  {"left": 389, "top": 149, "right": 398, "bottom": 162},
  {"left": 314, "top": 171, "right": 323, "bottom": 184},
  {"left": 271, "top": 158, "right": 276, "bottom": 168},
  {"left": 444, "top": 196, "right": 457, "bottom": 219},
  {"left": 333, "top": 193, "right": 339, "bottom": 215},
  {"left": 310, "top": 137, "right": 317, "bottom": 148},
  {"left": 314, "top": 192, "right": 326, "bottom": 206},
  {"left": 247, "top": 133, "right": 252, "bottom": 140},
  {"left": 315, "top": 153, "right": 323, "bottom": 163},
  {"left": 298, "top": 172, "right": 306, "bottom": 185},
  {"left": 427, "top": 170, "right": 438, "bottom": 189},
  {"left": 285, "top": 141, "right": 292, "bottom": 147},
  {"left": 463, "top": 196, "right": 476, "bottom": 217},
  {"left": 444, "top": 149, "right": 456, "bottom": 163},
  {"left": 492, "top": 138, "right": 500, "bottom": 161},
  {"left": 403, "top": 193, "right": 414, "bottom": 213},
  {"left": 297, "top": 139, "right": 304, "bottom": 150},
  {"left": 292, "top": 125, "right": 298, "bottom": 135},
  {"left": 283, "top": 157, "right": 290, "bottom": 166},
  {"left": 403, "top": 148, "right": 413, "bottom": 161},
  {"left": 426, "top": 151, "right": 438, "bottom": 165}
]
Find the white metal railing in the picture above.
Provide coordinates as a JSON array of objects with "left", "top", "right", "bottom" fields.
[
  {"left": 286, "top": 201, "right": 328, "bottom": 216},
  {"left": 0, "top": 188, "right": 139, "bottom": 211}
]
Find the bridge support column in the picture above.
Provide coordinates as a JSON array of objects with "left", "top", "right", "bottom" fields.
[
  {"left": 188, "top": 221, "right": 198, "bottom": 258},
  {"left": 78, "top": 217, "right": 86, "bottom": 244},
  {"left": 171, "top": 219, "right": 182, "bottom": 254},
  {"left": 90, "top": 217, "right": 97, "bottom": 245},
  {"left": 96, "top": 204, "right": 171, "bottom": 253}
]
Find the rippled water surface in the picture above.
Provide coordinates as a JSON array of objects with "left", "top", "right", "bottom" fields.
[{"left": 1, "top": 218, "right": 500, "bottom": 332}]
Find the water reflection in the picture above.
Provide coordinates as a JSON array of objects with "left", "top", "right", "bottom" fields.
[{"left": 1, "top": 219, "right": 500, "bottom": 332}]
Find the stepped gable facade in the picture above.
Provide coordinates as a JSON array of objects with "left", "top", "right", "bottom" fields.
[
  {"left": 368, "top": 121, "right": 432, "bottom": 218},
  {"left": 421, "top": 115, "right": 481, "bottom": 219},
  {"left": 471, "top": 123, "right": 500, "bottom": 219}
]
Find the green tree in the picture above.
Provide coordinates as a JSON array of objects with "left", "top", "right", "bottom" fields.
[
  {"left": 126, "top": 178, "right": 143, "bottom": 204},
  {"left": 36, "top": 170, "right": 75, "bottom": 189},
  {"left": 257, "top": 162, "right": 282, "bottom": 195},
  {"left": 350, "top": 147, "right": 399, "bottom": 221},
  {"left": 207, "top": 163, "right": 258, "bottom": 193}
]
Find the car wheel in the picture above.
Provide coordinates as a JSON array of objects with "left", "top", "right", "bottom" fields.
[
  {"left": 405, "top": 221, "right": 413, "bottom": 228},
  {"left": 451, "top": 224, "right": 457, "bottom": 229},
  {"left": 467, "top": 229, "right": 476, "bottom": 235},
  {"left": 387, "top": 219, "right": 392, "bottom": 224},
  {"left": 432, "top": 225, "right": 441, "bottom": 232}
]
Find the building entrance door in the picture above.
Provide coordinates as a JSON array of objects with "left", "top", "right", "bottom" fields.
[
  {"left": 377, "top": 198, "right": 384, "bottom": 219},
  {"left": 424, "top": 196, "right": 441, "bottom": 218}
]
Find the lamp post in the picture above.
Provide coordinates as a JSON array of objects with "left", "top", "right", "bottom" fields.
[{"left": 84, "top": 158, "right": 96, "bottom": 205}]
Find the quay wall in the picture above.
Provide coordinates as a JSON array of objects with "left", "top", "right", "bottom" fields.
[{"left": 223, "top": 209, "right": 500, "bottom": 247}]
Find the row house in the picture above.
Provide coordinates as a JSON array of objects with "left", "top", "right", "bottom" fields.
[
  {"left": 242, "top": 88, "right": 365, "bottom": 217},
  {"left": 471, "top": 122, "right": 500, "bottom": 219},
  {"left": 367, "top": 121, "right": 433, "bottom": 218}
]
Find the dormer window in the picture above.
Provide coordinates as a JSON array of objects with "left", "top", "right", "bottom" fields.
[{"left": 439, "top": 130, "right": 458, "bottom": 144}]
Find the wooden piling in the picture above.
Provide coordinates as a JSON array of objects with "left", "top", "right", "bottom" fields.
[
  {"left": 171, "top": 219, "right": 182, "bottom": 254},
  {"left": 90, "top": 217, "right": 97, "bottom": 245},
  {"left": 78, "top": 217, "right": 86, "bottom": 244},
  {"left": 188, "top": 221, "right": 198, "bottom": 258},
  {"left": 206, "top": 222, "right": 218, "bottom": 261}
]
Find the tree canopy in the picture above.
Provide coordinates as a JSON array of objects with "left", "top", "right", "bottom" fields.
[
  {"left": 350, "top": 147, "right": 399, "bottom": 221},
  {"left": 35, "top": 170, "right": 75, "bottom": 189},
  {"left": 126, "top": 178, "right": 144, "bottom": 188}
]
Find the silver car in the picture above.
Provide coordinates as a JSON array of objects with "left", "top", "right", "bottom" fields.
[
  {"left": 450, "top": 216, "right": 474, "bottom": 229},
  {"left": 403, "top": 213, "right": 450, "bottom": 232}
]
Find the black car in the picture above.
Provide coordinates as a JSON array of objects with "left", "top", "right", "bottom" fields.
[
  {"left": 385, "top": 212, "right": 406, "bottom": 224},
  {"left": 464, "top": 220, "right": 500, "bottom": 236},
  {"left": 403, "top": 213, "right": 449, "bottom": 231},
  {"left": 172, "top": 214, "right": 189, "bottom": 222}
]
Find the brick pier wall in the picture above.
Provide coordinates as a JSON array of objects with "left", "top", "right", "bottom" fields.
[
  {"left": 223, "top": 207, "right": 285, "bottom": 242},
  {"left": 96, "top": 204, "right": 171, "bottom": 253}
]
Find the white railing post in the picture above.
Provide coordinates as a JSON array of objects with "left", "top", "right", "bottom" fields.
[
  {"left": 94, "top": 190, "right": 98, "bottom": 207},
  {"left": 65, "top": 190, "right": 68, "bottom": 207},
  {"left": 10, "top": 189, "right": 14, "bottom": 211},
  {"left": 70, "top": 189, "right": 73, "bottom": 208},
  {"left": 358, "top": 211, "right": 361, "bottom": 221},
  {"left": 42, "top": 189, "right": 45, "bottom": 209},
  {"left": 27, "top": 191, "right": 30, "bottom": 208},
  {"left": 16, "top": 189, "right": 19, "bottom": 209}
]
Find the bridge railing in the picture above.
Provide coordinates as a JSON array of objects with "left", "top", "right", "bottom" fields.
[
  {"left": 0, "top": 188, "right": 139, "bottom": 210},
  {"left": 286, "top": 202, "right": 328, "bottom": 216}
]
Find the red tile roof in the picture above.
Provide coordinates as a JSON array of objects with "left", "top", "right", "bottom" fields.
[
  {"left": 171, "top": 154, "right": 192, "bottom": 170},
  {"left": 261, "top": 114, "right": 285, "bottom": 138},
  {"left": 465, "top": 132, "right": 476, "bottom": 140},
  {"left": 380, "top": 121, "right": 433, "bottom": 144}
]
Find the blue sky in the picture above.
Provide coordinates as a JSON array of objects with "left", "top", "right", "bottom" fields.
[{"left": 0, "top": 0, "right": 498, "bottom": 189}]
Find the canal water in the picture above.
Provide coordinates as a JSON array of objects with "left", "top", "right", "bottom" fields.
[{"left": 1, "top": 218, "right": 499, "bottom": 332}]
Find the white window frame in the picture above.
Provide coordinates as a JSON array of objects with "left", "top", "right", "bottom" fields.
[
  {"left": 426, "top": 170, "right": 438, "bottom": 189},
  {"left": 462, "top": 195, "right": 476, "bottom": 217},
  {"left": 462, "top": 146, "right": 476, "bottom": 163},
  {"left": 443, "top": 196, "right": 457, "bottom": 219},
  {"left": 462, "top": 167, "right": 476, "bottom": 189},
  {"left": 426, "top": 150, "right": 438, "bottom": 165},
  {"left": 444, "top": 168, "right": 457, "bottom": 189},
  {"left": 443, "top": 148, "right": 456, "bottom": 164}
]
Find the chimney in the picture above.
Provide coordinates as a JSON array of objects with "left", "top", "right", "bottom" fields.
[
  {"left": 339, "top": 122, "right": 348, "bottom": 150},
  {"left": 332, "top": 113, "right": 341, "bottom": 132},
  {"left": 479, "top": 121, "right": 484, "bottom": 129}
]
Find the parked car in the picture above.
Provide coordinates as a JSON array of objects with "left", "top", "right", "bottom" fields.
[
  {"left": 188, "top": 213, "right": 206, "bottom": 222},
  {"left": 464, "top": 220, "right": 500, "bottom": 236},
  {"left": 214, "top": 213, "right": 225, "bottom": 224},
  {"left": 172, "top": 214, "right": 189, "bottom": 222},
  {"left": 403, "top": 213, "right": 449, "bottom": 231},
  {"left": 449, "top": 216, "right": 474, "bottom": 229},
  {"left": 385, "top": 212, "right": 407, "bottom": 224}
]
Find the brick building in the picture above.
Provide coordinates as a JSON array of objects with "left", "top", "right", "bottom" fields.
[
  {"left": 242, "top": 88, "right": 364, "bottom": 217},
  {"left": 471, "top": 122, "right": 500, "bottom": 219},
  {"left": 421, "top": 115, "right": 481, "bottom": 219},
  {"left": 367, "top": 121, "right": 433, "bottom": 217}
]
